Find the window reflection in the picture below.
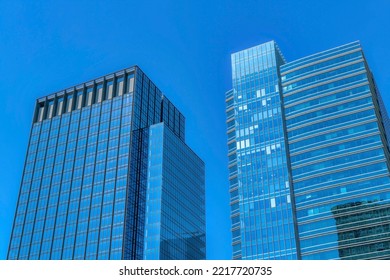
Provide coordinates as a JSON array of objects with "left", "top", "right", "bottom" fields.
[
  {"left": 106, "top": 80, "right": 113, "bottom": 99},
  {"left": 37, "top": 103, "right": 45, "bottom": 122},
  {"left": 96, "top": 84, "right": 103, "bottom": 103},
  {"left": 86, "top": 87, "right": 94, "bottom": 106},
  {"left": 66, "top": 94, "right": 73, "bottom": 113},
  {"left": 76, "top": 90, "right": 83, "bottom": 109},
  {"left": 127, "top": 74, "right": 134, "bottom": 93},
  {"left": 116, "top": 77, "right": 124, "bottom": 96},
  {"left": 57, "top": 98, "right": 64, "bottom": 116},
  {"left": 47, "top": 100, "right": 54, "bottom": 119}
]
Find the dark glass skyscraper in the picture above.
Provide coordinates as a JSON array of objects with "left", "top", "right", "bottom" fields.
[
  {"left": 227, "top": 41, "right": 390, "bottom": 259},
  {"left": 8, "top": 66, "right": 205, "bottom": 260}
]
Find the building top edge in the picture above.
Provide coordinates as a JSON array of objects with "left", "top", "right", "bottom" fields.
[
  {"left": 36, "top": 65, "right": 138, "bottom": 101},
  {"left": 281, "top": 41, "right": 361, "bottom": 73},
  {"left": 231, "top": 40, "right": 276, "bottom": 57}
]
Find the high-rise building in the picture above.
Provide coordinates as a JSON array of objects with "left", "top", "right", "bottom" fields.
[
  {"left": 226, "top": 41, "right": 390, "bottom": 260},
  {"left": 8, "top": 66, "right": 205, "bottom": 260}
]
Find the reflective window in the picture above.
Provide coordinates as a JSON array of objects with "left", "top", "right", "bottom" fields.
[
  {"left": 37, "top": 103, "right": 45, "bottom": 122},
  {"left": 116, "top": 77, "right": 124, "bottom": 96},
  {"left": 127, "top": 74, "right": 134, "bottom": 93},
  {"left": 86, "top": 86, "right": 94, "bottom": 106},
  {"left": 106, "top": 80, "right": 113, "bottom": 99},
  {"left": 57, "top": 98, "right": 64, "bottom": 116},
  {"left": 66, "top": 94, "right": 73, "bottom": 113},
  {"left": 96, "top": 84, "right": 103, "bottom": 103},
  {"left": 47, "top": 100, "right": 54, "bottom": 119},
  {"left": 76, "top": 90, "right": 83, "bottom": 109}
]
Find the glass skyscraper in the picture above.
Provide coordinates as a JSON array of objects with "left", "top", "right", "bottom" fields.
[
  {"left": 227, "top": 41, "right": 390, "bottom": 259},
  {"left": 8, "top": 66, "right": 205, "bottom": 260}
]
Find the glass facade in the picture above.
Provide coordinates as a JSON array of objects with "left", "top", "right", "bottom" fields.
[
  {"left": 144, "top": 123, "right": 205, "bottom": 259},
  {"left": 227, "top": 41, "right": 299, "bottom": 260},
  {"left": 281, "top": 42, "right": 390, "bottom": 260},
  {"left": 8, "top": 66, "right": 205, "bottom": 260},
  {"left": 228, "top": 41, "right": 390, "bottom": 259}
]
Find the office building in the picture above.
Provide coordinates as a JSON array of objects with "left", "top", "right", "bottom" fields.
[
  {"left": 8, "top": 66, "right": 205, "bottom": 260},
  {"left": 226, "top": 41, "right": 390, "bottom": 259}
]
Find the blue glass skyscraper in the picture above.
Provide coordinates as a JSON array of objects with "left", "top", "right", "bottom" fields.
[
  {"left": 227, "top": 41, "right": 390, "bottom": 259},
  {"left": 8, "top": 66, "right": 205, "bottom": 260},
  {"left": 227, "top": 41, "right": 299, "bottom": 260}
]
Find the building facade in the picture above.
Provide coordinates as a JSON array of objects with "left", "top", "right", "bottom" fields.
[
  {"left": 8, "top": 66, "right": 205, "bottom": 260},
  {"left": 227, "top": 41, "right": 390, "bottom": 259}
]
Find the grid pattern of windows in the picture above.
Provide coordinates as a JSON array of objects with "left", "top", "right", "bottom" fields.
[
  {"left": 281, "top": 41, "right": 390, "bottom": 260},
  {"left": 144, "top": 123, "right": 205, "bottom": 259},
  {"left": 8, "top": 66, "right": 204, "bottom": 260},
  {"left": 227, "top": 41, "right": 298, "bottom": 260},
  {"left": 33, "top": 72, "right": 135, "bottom": 124},
  {"left": 8, "top": 72, "right": 133, "bottom": 259}
]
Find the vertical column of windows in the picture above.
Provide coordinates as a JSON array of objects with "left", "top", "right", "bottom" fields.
[
  {"left": 60, "top": 112, "right": 82, "bottom": 259},
  {"left": 230, "top": 42, "right": 297, "bottom": 260},
  {"left": 70, "top": 108, "right": 92, "bottom": 259},
  {"left": 116, "top": 94, "right": 132, "bottom": 259},
  {"left": 105, "top": 99, "right": 121, "bottom": 258},
  {"left": 8, "top": 123, "right": 43, "bottom": 259},
  {"left": 78, "top": 104, "right": 98, "bottom": 259},
  {"left": 96, "top": 100, "right": 113, "bottom": 259},
  {"left": 85, "top": 103, "right": 103, "bottom": 259},
  {"left": 21, "top": 120, "right": 52, "bottom": 259},
  {"left": 48, "top": 114, "right": 70, "bottom": 259},
  {"left": 30, "top": 118, "right": 61, "bottom": 259}
]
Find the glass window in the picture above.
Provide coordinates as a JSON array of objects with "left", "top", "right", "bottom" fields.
[
  {"left": 76, "top": 90, "right": 84, "bottom": 109},
  {"left": 57, "top": 98, "right": 64, "bottom": 116},
  {"left": 66, "top": 94, "right": 74, "bottom": 113},
  {"left": 47, "top": 100, "right": 54, "bottom": 119},
  {"left": 37, "top": 103, "right": 45, "bottom": 122},
  {"left": 96, "top": 84, "right": 103, "bottom": 103},
  {"left": 116, "top": 77, "right": 124, "bottom": 96},
  {"left": 106, "top": 80, "right": 113, "bottom": 99},
  {"left": 86, "top": 87, "right": 94, "bottom": 106},
  {"left": 126, "top": 74, "right": 134, "bottom": 93}
]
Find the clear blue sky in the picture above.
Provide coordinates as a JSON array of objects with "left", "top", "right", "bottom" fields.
[{"left": 0, "top": 0, "right": 389, "bottom": 260}]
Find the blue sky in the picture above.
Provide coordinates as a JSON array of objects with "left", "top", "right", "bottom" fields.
[{"left": 0, "top": 0, "right": 389, "bottom": 260}]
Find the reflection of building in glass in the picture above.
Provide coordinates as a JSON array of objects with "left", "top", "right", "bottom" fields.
[
  {"left": 332, "top": 201, "right": 390, "bottom": 259},
  {"left": 227, "top": 41, "right": 390, "bottom": 259},
  {"left": 8, "top": 66, "right": 205, "bottom": 260},
  {"left": 160, "top": 232, "right": 206, "bottom": 260},
  {"left": 226, "top": 41, "right": 298, "bottom": 260}
]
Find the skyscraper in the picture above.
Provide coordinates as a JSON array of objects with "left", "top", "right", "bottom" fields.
[
  {"left": 227, "top": 41, "right": 390, "bottom": 260},
  {"left": 8, "top": 66, "right": 205, "bottom": 260}
]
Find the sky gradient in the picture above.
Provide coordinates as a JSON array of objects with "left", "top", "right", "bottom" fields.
[{"left": 1, "top": 0, "right": 390, "bottom": 260}]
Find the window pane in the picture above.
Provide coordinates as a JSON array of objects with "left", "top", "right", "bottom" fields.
[
  {"left": 126, "top": 74, "right": 134, "bottom": 93},
  {"left": 76, "top": 90, "right": 83, "bottom": 109},
  {"left": 86, "top": 87, "right": 93, "bottom": 106},
  {"left": 38, "top": 103, "right": 45, "bottom": 122},
  {"left": 47, "top": 100, "right": 54, "bottom": 119},
  {"left": 116, "top": 77, "right": 124, "bottom": 96},
  {"left": 106, "top": 80, "right": 113, "bottom": 99},
  {"left": 96, "top": 84, "right": 103, "bottom": 103},
  {"left": 67, "top": 95, "right": 73, "bottom": 113},
  {"left": 57, "top": 98, "right": 64, "bottom": 116}
]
